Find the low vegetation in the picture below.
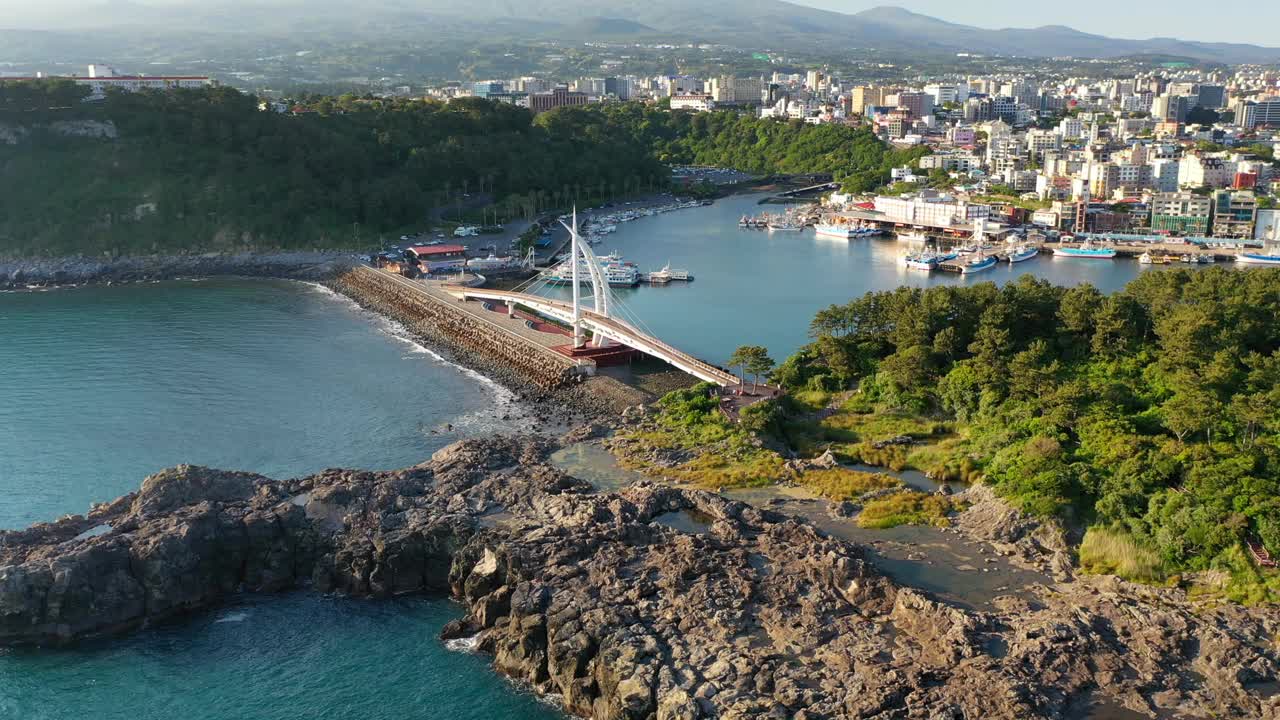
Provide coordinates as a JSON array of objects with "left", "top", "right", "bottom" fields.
[
  {"left": 1078, "top": 527, "right": 1167, "bottom": 583},
  {"left": 857, "top": 491, "right": 959, "bottom": 529}
]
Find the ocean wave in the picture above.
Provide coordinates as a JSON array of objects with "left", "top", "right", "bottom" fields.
[
  {"left": 297, "top": 280, "right": 537, "bottom": 433},
  {"left": 443, "top": 634, "right": 481, "bottom": 653},
  {"left": 213, "top": 611, "right": 249, "bottom": 624}
]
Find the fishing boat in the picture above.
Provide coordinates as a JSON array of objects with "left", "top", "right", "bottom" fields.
[
  {"left": 958, "top": 251, "right": 997, "bottom": 274},
  {"left": 814, "top": 220, "right": 878, "bottom": 239},
  {"left": 897, "top": 230, "right": 930, "bottom": 243},
  {"left": 902, "top": 249, "right": 955, "bottom": 271},
  {"left": 767, "top": 214, "right": 805, "bottom": 232},
  {"left": 1054, "top": 241, "right": 1117, "bottom": 259},
  {"left": 1235, "top": 252, "right": 1280, "bottom": 265},
  {"left": 1181, "top": 253, "right": 1212, "bottom": 264},
  {"left": 1005, "top": 245, "right": 1038, "bottom": 263}
]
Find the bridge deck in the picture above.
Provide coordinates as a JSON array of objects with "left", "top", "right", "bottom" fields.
[{"left": 449, "top": 286, "right": 740, "bottom": 387}]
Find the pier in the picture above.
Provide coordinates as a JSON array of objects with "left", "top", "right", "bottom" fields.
[{"left": 334, "top": 212, "right": 757, "bottom": 402}]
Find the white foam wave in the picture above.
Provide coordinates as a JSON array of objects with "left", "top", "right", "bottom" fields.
[
  {"left": 213, "top": 611, "right": 249, "bottom": 624},
  {"left": 297, "top": 280, "right": 537, "bottom": 433},
  {"left": 444, "top": 634, "right": 481, "bottom": 653}
]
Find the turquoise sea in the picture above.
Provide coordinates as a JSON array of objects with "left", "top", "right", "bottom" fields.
[{"left": 0, "top": 279, "right": 560, "bottom": 720}]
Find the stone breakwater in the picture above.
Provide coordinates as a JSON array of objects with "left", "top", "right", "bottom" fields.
[
  {"left": 330, "top": 267, "right": 578, "bottom": 391},
  {"left": 0, "top": 252, "right": 357, "bottom": 289},
  {"left": 2, "top": 437, "right": 1278, "bottom": 720},
  {"left": 328, "top": 267, "right": 651, "bottom": 419}
]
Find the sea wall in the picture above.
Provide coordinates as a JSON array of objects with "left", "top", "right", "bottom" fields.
[
  {"left": 0, "top": 252, "right": 356, "bottom": 288},
  {"left": 330, "top": 267, "right": 580, "bottom": 391}
]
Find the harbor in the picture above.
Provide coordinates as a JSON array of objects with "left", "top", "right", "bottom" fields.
[{"left": 525, "top": 192, "right": 1268, "bottom": 365}]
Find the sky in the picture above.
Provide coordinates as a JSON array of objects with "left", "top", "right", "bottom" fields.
[
  {"left": 792, "top": 0, "right": 1278, "bottom": 46},
  {"left": 0, "top": 0, "right": 1276, "bottom": 46}
]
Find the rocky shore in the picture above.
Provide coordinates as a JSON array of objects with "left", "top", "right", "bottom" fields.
[
  {"left": 0, "top": 251, "right": 357, "bottom": 289},
  {"left": 2, "top": 437, "right": 1276, "bottom": 719}
]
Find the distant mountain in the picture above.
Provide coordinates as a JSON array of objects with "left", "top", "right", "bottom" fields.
[
  {"left": 2, "top": 1, "right": 1277, "bottom": 64},
  {"left": 846, "top": 6, "right": 1280, "bottom": 64}
]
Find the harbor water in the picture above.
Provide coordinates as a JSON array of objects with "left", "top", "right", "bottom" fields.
[
  {"left": 0, "top": 279, "right": 559, "bottom": 720},
  {"left": 539, "top": 192, "right": 1218, "bottom": 365}
]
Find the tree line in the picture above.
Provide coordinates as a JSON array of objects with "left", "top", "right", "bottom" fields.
[{"left": 0, "top": 85, "right": 927, "bottom": 257}]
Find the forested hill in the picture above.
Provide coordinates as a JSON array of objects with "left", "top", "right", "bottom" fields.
[
  {"left": 779, "top": 268, "right": 1280, "bottom": 600},
  {"left": 0, "top": 83, "right": 921, "bottom": 257}
]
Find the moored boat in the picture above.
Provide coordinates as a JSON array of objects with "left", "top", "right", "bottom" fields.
[
  {"left": 1235, "top": 252, "right": 1280, "bottom": 265},
  {"left": 1054, "top": 242, "right": 1117, "bottom": 259},
  {"left": 1006, "top": 245, "right": 1038, "bottom": 263},
  {"left": 958, "top": 253, "right": 997, "bottom": 274}
]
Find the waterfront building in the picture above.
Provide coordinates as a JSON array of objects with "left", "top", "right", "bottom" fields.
[
  {"left": 874, "top": 194, "right": 991, "bottom": 227},
  {"left": 1211, "top": 190, "right": 1258, "bottom": 238},
  {"left": 407, "top": 244, "right": 467, "bottom": 271},
  {"left": 1150, "top": 192, "right": 1212, "bottom": 235}
]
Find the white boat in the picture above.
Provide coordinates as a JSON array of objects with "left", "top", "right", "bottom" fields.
[
  {"left": 767, "top": 216, "right": 804, "bottom": 232},
  {"left": 646, "top": 263, "right": 694, "bottom": 283},
  {"left": 814, "top": 221, "right": 878, "bottom": 239},
  {"left": 1138, "top": 251, "right": 1153, "bottom": 265},
  {"left": 897, "top": 230, "right": 930, "bottom": 243},
  {"left": 1006, "top": 246, "right": 1038, "bottom": 263},
  {"left": 1235, "top": 252, "right": 1280, "bottom": 265},
  {"left": 541, "top": 252, "right": 640, "bottom": 286},
  {"left": 466, "top": 254, "right": 519, "bottom": 270}
]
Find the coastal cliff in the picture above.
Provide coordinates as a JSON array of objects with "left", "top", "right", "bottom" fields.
[{"left": 1, "top": 437, "right": 1277, "bottom": 719}]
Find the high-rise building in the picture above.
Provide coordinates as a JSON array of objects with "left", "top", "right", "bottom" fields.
[
  {"left": 896, "top": 91, "right": 931, "bottom": 119},
  {"left": 1231, "top": 97, "right": 1280, "bottom": 129},
  {"left": 851, "top": 86, "right": 890, "bottom": 114},
  {"left": 1197, "top": 84, "right": 1226, "bottom": 109}
]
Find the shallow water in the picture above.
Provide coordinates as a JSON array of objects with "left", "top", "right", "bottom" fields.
[{"left": 551, "top": 443, "right": 1044, "bottom": 608}]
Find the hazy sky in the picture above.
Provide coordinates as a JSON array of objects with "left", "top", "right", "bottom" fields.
[
  {"left": 1, "top": 0, "right": 1275, "bottom": 46},
  {"left": 793, "top": 0, "right": 1279, "bottom": 46}
]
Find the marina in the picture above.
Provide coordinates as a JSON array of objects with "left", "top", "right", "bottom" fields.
[{"left": 525, "top": 192, "right": 1263, "bottom": 364}]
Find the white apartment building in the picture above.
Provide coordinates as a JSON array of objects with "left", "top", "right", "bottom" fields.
[
  {"left": 1177, "top": 154, "right": 1236, "bottom": 188},
  {"left": 873, "top": 195, "right": 992, "bottom": 227},
  {"left": 669, "top": 94, "right": 715, "bottom": 112}
]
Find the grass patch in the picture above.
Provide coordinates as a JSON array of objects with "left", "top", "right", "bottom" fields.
[
  {"left": 1078, "top": 527, "right": 1167, "bottom": 583},
  {"left": 799, "top": 468, "right": 901, "bottom": 501},
  {"left": 1187, "top": 544, "right": 1280, "bottom": 606},
  {"left": 856, "top": 490, "right": 958, "bottom": 529}
]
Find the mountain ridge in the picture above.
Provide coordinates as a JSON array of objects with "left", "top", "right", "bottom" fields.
[{"left": 2, "top": 1, "right": 1277, "bottom": 63}]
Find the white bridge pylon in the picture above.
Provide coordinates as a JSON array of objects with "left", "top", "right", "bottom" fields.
[{"left": 560, "top": 207, "right": 612, "bottom": 350}]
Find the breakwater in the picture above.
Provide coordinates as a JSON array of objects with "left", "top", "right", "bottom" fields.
[
  {"left": 331, "top": 267, "right": 581, "bottom": 391},
  {"left": 0, "top": 252, "right": 356, "bottom": 289}
]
